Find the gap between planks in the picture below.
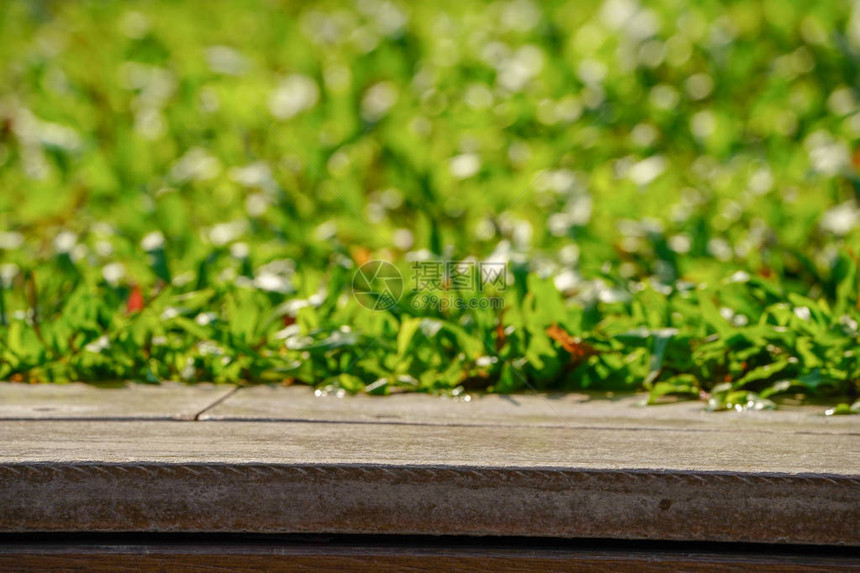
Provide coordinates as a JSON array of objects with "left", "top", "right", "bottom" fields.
[{"left": 191, "top": 386, "right": 241, "bottom": 421}]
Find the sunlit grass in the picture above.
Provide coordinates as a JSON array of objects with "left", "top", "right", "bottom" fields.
[{"left": 0, "top": 0, "right": 858, "bottom": 411}]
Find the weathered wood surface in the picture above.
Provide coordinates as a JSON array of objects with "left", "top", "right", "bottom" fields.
[
  {"left": 0, "top": 421, "right": 857, "bottom": 544},
  {"left": 201, "top": 385, "right": 857, "bottom": 433},
  {"left": 0, "top": 383, "right": 857, "bottom": 546},
  {"left": 1, "top": 537, "right": 857, "bottom": 572},
  {"left": 0, "top": 382, "right": 236, "bottom": 420},
  {"left": 0, "top": 419, "right": 855, "bottom": 472}
]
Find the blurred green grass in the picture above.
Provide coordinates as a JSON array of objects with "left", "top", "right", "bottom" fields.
[{"left": 0, "top": 0, "right": 858, "bottom": 411}]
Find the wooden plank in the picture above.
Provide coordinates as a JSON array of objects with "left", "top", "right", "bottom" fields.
[
  {"left": 0, "top": 382, "right": 236, "bottom": 421},
  {"left": 1, "top": 537, "right": 857, "bottom": 572},
  {"left": 202, "top": 385, "right": 858, "bottom": 434},
  {"left": 1, "top": 419, "right": 855, "bottom": 472},
  {"left": 0, "top": 420, "right": 857, "bottom": 545}
]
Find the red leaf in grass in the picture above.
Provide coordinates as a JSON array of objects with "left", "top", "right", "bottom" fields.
[
  {"left": 495, "top": 320, "right": 507, "bottom": 352},
  {"left": 494, "top": 308, "right": 507, "bottom": 352},
  {"left": 546, "top": 324, "right": 599, "bottom": 363},
  {"left": 126, "top": 285, "right": 144, "bottom": 314}
]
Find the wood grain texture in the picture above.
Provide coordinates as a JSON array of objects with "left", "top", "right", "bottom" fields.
[
  {"left": 202, "top": 385, "right": 858, "bottom": 434},
  {"left": 0, "top": 419, "right": 856, "bottom": 472},
  {"left": 0, "top": 420, "right": 857, "bottom": 545},
  {"left": 1, "top": 385, "right": 857, "bottom": 546},
  {"left": 0, "top": 382, "right": 236, "bottom": 420}
]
